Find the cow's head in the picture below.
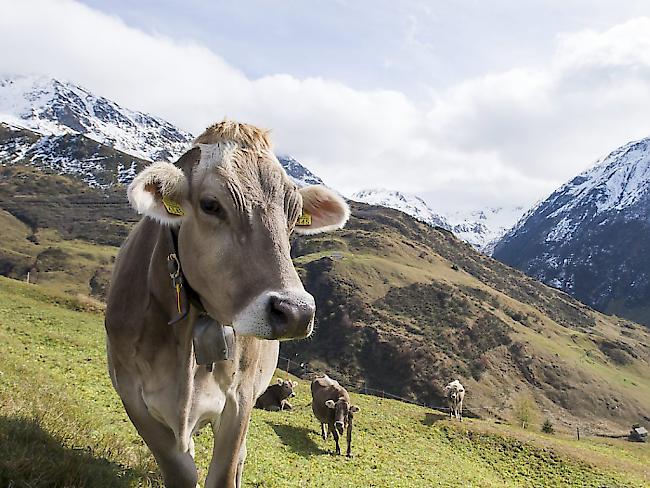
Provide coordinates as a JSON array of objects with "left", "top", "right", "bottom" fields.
[
  {"left": 128, "top": 121, "right": 349, "bottom": 340},
  {"left": 325, "top": 398, "right": 360, "bottom": 434},
  {"left": 277, "top": 378, "right": 297, "bottom": 399}
]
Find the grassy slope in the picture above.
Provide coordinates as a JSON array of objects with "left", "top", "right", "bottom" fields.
[{"left": 0, "top": 277, "right": 647, "bottom": 487}]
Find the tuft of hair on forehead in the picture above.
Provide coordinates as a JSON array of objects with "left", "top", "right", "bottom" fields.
[{"left": 194, "top": 120, "right": 272, "bottom": 152}]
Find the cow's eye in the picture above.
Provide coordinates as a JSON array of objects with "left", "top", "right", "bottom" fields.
[{"left": 200, "top": 198, "right": 226, "bottom": 219}]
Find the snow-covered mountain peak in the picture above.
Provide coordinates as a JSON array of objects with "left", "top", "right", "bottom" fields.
[
  {"left": 549, "top": 136, "right": 650, "bottom": 218},
  {"left": 0, "top": 74, "right": 193, "bottom": 162},
  {"left": 277, "top": 155, "right": 324, "bottom": 187},
  {"left": 446, "top": 206, "right": 527, "bottom": 253},
  {"left": 352, "top": 188, "right": 451, "bottom": 228},
  {"left": 352, "top": 188, "right": 526, "bottom": 252},
  {"left": 492, "top": 135, "right": 650, "bottom": 324}
]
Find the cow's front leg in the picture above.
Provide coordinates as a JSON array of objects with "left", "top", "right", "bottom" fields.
[
  {"left": 346, "top": 421, "right": 353, "bottom": 458},
  {"left": 280, "top": 399, "right": 292, "bottom": 410},
  {"left": 205, "top": 394, "right": 252, "bottom": 488},
  {"left": 235, "top": 439, "right": 247, "bottom": 488},
  {"left": 321, "top": 423, "right": 328, "bottom": 440},
  {"left": 115, "top": 371, "right": 198, "bottom": 488},
  {"left": 332, "top": 425, "right": 341, "bottom": 455}
]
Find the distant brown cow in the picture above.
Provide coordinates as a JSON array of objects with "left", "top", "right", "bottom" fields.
[
  {"left": 311, "top": 375, "right": 360, "bottom": 457},
  {"left": 255, "top": 379, "right": 297, "bottom": 411}
]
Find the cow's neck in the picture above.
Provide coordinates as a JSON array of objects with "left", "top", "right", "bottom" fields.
[{"left": 151, "top": 223, "right": 236, "bottom": 367}]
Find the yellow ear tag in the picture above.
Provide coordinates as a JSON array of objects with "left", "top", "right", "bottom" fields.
[
  {"left": 162, "top": 195, "right": 184, "bottom": 216},
  {"left": 296, "top": 212, "right": 312, "bottom": 226}
]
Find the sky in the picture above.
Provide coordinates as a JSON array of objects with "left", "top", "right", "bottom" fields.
[{"left": 3, "top": 0, "right": 650, "bottom": 213}]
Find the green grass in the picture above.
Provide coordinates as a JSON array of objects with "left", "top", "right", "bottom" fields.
[{"left": 0, "top": 276, "right": 648, "bottom": 487}]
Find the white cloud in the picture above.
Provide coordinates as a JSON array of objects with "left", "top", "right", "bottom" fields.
[{"left": 2, "top": 0, "right": 650, "bottom": 213}]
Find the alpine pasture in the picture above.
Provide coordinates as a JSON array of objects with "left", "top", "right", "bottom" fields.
[{"left": 0, "top": 277, "right": 647, "bottom": 487}]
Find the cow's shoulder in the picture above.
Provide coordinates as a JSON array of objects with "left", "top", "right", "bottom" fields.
[{"left": 106, "top": 218, "right": 166, "bottom": 339}]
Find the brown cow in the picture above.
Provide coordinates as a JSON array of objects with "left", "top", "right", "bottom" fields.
[
  {"left": 105, "top": 121, "right": 349, "bottom": 488},
  {"left": 311, "top": 375, "right": 360, "bottom": 457},
  {"left": 254, "top": 378, "right": 297, "bottom": 411}
]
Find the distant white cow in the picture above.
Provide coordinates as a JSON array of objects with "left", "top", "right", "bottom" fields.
[{"left": 445, "top": 380, "right": 465, "bottom": 421}]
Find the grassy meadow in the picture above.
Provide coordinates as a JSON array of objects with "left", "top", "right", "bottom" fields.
[{"left": 0, "top": 276, "right": 648, "bottom": 487}]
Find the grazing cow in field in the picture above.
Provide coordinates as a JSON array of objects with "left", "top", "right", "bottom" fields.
[
  {"left": 445, "top": 379, "right": 465, "bottom": 421},
  {"left": 255, "top": 378, "right": 297, "bottom": 411},
  {"left": 311, "top": 375, "right": 360, "bottom": 457},
  {"left": 105, "top": 121, "right": 349, "bottom": 488}
]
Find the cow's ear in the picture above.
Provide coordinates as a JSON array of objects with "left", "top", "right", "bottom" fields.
[
  {"left": 291, "top": 381, "right": 298, "bottom": 388},
  {"left": 128, "top": 161, "right": 189, "bottom": 226},
  {"left": 325, "top": 400, "right": 336, "bottom": 409},
  {"left": 350, "top": 405, "right": 360, "bottom": 413},
  {"left": 294, "top": 185, "right": 350, "bottom": 235},
  {"left": 277, "top": 378, "right": 284, "bottom": 385}
]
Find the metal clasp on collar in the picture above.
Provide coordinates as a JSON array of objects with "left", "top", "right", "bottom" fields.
[{"left": 167, "top": 253, "right": 184, "bottom": 314}]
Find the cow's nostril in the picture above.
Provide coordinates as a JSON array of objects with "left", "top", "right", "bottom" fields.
[{"left": 268, "top": 295, "right": 315, "bottom": 338}]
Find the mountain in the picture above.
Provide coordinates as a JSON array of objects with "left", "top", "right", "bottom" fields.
[
  {"left": 0, "top": 75, "right": 323, "bottom": 189},
  {"left": 0, "top": 75, "right": 193, "bottom": 162},
  {"left": 493, "top": 136, "right": 650, "bottom": 326},
  {"left": 447, "top": 206, "right": 527, "bottom": 253},
  {"left": 352, "top": 189, "right": 451, "bottom": 228},
  {"left": 277, "top": 155, "right": 324, "bottom": 187},
  {"left": 0, "top": 122, "right": 150, "bottom": 188},
  {"left": 352, "top": 188, "right": 525, "bottom": 252}
]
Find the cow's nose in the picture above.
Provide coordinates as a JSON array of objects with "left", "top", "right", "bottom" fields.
[
  {"left": 268, "top": 294, "right": 315, "bottom": 339},
  {"left": 335, "top": 421, "right": 345, "bottom": 434}
]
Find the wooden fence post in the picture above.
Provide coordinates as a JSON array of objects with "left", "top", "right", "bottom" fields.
[{"left": 576, "top": 427, "right": 580, "bottom": 441}]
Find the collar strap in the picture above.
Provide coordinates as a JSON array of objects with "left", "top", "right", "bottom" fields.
[{"left": 165, "top": 226, "right": 205, "bottom": 325}]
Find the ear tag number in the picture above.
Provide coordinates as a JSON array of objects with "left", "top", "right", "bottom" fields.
[
  {"left": 162, "top": 196, "right": 184, "bottom": 216},
  {"left": 296, "top": 212, "right": 312, "bottom": 226}
]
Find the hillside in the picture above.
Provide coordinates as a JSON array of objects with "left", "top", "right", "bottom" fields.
[
  {"left": 1, "top": 166, "right": 649, "bottom": 433},
  {"left": 493, "top": 136, "right": 650, "bottom": 326},
  {"left": 0, "top": 278, "right": 647, "bottom": 487},
  {"left": 283, "top": 202, "right": 650, "bottom": 432}
]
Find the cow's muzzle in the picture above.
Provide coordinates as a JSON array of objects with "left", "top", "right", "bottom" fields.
[
  {"left": 268, "top": 294, "right": 315, "bottom": 340},
  {"left": 231, "top": 290, "right": 315, "bottom": 340}
]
